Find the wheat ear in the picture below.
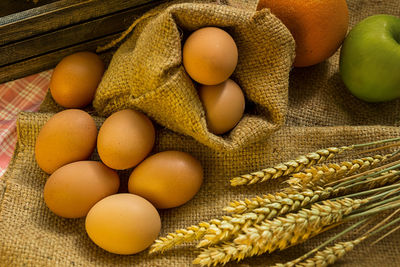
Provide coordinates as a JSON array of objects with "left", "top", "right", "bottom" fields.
[
  {"left": 287, "top": 154, "right": 391, "bottom": 188},
  {"left": 193, "top": 198, "right": 366, "bottom": 266},
  {"left": 150, "top": 224, "right": 208, "bottom": 253},
  {"left": 297, "top": 237, "right": 366, "bottom": 267},
  {"left": 225, "top": 187, "right": 337, "bottom": 214},
  {"left": 230, "top": 147, "right": 350, "bottom": 186}
]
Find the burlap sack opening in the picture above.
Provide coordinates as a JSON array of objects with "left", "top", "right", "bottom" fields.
[{"left": 93, "top": 1, "right": 295, "bottom": 151}]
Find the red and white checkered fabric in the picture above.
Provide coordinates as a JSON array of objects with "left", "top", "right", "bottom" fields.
[{"left": 0, "top": 70, "right": 52, "bottom": 177}]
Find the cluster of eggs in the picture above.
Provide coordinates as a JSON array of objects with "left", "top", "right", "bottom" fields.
[
  {"left": 35, "top": 52, "right": 203, "bottom": 255},
  {"left": 183, "top": 27, "right": 246, "bottom": 135}
]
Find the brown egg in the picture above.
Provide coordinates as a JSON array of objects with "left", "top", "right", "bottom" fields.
[
  {"left": 50, "top": 51, "right": 104, "bottom": 108},
  {"left": 128, "top": 151, "right": 203, "bottom": 209},
  {"left": 199, "top": 79, "right": 245, "bottom": 135},
  {"left": 183, "top": 27, "right": 238, "bottom": 85},
  {"left": 35, "top": 109, "right": 97, "bottom": 174},
  {"left": 44, "top": 161, "right": 119, "bottom": 218},
  {"left": 97, "top": 109, "right": 155, "bottom": 170},
  {"left": 85, "top": 193, "right": 161, "bottom": 255}
]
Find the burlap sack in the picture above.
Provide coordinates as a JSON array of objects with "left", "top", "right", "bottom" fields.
[
  {"left": 93, "top": 1, "right": 295, "bottom": 151},
  {"left": 2, "top": 0, "right": 400, "bottom": 266},
  {"left": 2, "top": 110, "right": 400, "bottom": 267}
]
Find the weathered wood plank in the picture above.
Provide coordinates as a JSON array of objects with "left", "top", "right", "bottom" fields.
[
  {"left": 0, "top": 3, "right": 155, "bottom": 67},
  {"left": 0, "top": 33, "right": 119, "bottom": 84},
  {"left": 0, "top": 0, "right": 158, "bottom": 46},
  {"left": 0, "top": 0, "right": 58, "bottom": 18}
]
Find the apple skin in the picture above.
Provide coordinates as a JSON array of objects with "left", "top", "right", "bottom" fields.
[{"left": 339, "top": 14, "right": 400, "bottom": 102}]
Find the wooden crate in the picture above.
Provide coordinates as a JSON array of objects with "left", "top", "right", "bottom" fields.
[{"left": 0, "top": 0, "right": 163, "bottom": 83}]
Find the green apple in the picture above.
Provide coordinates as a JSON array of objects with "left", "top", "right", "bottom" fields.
[{"left": 340, "top": 14, "right": 400, "bottom": 102}]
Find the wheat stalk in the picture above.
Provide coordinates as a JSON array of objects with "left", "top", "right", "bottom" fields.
[
  {"left": 292, "top": 170, "right": 400, "bottom": 200},
  {"left": 193, "top": 198, "right": 366, "bottom": 266},
  {"left": 151, "top": 187, "right": 340, "bottom": 253},
  {"left": 230, "top": 147, "right": 351, "bottom": 186},
  {"left": 276, "top": 208, "right": 400, "bottom": 267},
  {"left": 287, "top": 154, "right": 391, "bottom": 188},
  {"left": 273, "top": 217, "right": 368, "bottom": 267},
  {"left": 225, "top": 187, "right": 337, "bottom": 215},
  {"left": 295, "top": 237, "right": 365, "bottom": 267},
  {"left": 152, "top": 138, "right": 400, "bottom": 264},
  {"left": 347, "top": 170, "right": 400, "bottom": 192},
  {"left": 231, "top": 138, "right": 400, "bottom": 187}
]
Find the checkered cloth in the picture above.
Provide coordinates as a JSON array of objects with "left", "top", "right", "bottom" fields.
[{"left": 0, "top": 70, "right": 52, "bottom": 177}]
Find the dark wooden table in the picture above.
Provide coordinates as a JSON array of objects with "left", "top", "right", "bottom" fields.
[{"left": 0, "top": 0, "right": 162, "bottom": 83}]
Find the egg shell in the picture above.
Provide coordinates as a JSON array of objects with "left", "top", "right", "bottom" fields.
[
  {"left": 183, "top": 27, "right": 238, "bottom": 85},
  {"left": 44, "top": 161, "right": 120, "bottom": 218},
  {"left": 35, "top": 109, "right": 97, "bottom": 174},
  {"left": 85, "top": 193, "right": 161, "bottom": 255},
  {"left": 128, "top": 150, "right": 203, "bottom": 209},
  {"left": 50, "top": 51, "right": 104, "bottom": 108},
  {"left": 198, "top": 79, "right": 245, "bottom": 135},
  {"left": 97, "top": 109, "right": 155, "bottom": 170}
]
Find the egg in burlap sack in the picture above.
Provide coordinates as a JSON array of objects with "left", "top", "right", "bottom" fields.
[{"left": 93, "top": 0, "right": 295, "bottom": 151}]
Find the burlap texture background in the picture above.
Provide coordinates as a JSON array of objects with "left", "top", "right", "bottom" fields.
[
  {"left": 93, "top": 1, "right": 295, "bottom": 151},
  {"left": 1, "top": 0, "right": 400, "bottom": 266}
]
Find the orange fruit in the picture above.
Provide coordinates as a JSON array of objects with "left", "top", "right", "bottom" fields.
[{"left": 257, "top": 0, "right": 349, "bottom": 67}]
